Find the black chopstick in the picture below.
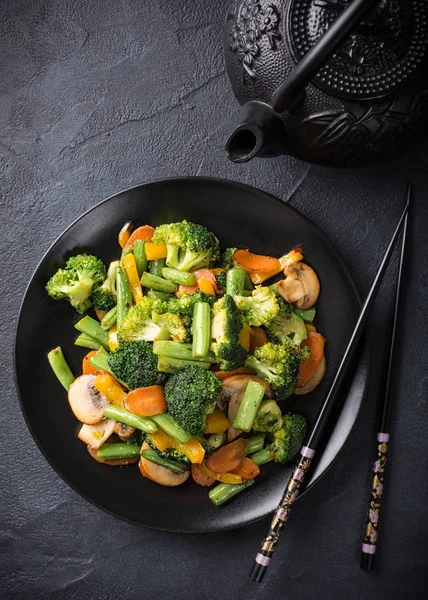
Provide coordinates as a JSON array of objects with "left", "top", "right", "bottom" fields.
[
  {"left": 249, "top": 196, "right": 410, "bottom": 584},
  {"left": 360, "top": 186, "right": 410, "bottom": 571}
]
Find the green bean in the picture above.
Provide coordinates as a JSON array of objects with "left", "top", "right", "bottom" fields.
[
  {"left": 148, "top": 258, "right": 166, "bottom": 277},
  {"left": 74, "top": 316, "right": 109, "bottom": 351},
  {"left": 209, "top": 480, "right": 255, "bottom": 506},
  {"left": 232, "top": 380, "right": 266, "bottom": 432},
  {"left": 97, "top": 443, "right": 140, "bottom": 460},
  {"left": 116, "top": 266, "right": 132, "bottom": 330},
  {"left": 226, "top": 268, "right": 246, "bottom": 296},
  {"left": 133, "top": 240, "right": 147, "bottom": 278},
  {"left": 101, "top": 305, "right": 117, "bottom": 330},
  {"left": 157, "top": 355, "right": 211, "bottom": 374},
  {"left": 47, "top": 346, "right": 75, "bottom": 391},
  {"left": 153, "top": 341, "right": 216, "bottom": 362},
  {"left": 161, "top": 267, "right": 196, "bottom": 286},
  {"left": 249, "top": 447, "right": 273, "bottom": 466},
  {"left": 74, "top": 333, "right": 101, "bottom": 350},
  {"left": 208, "top": 432, "right": 227, "bottom": 449},
  {"left": 141, "top": 272, "right": 178, "bottom": 293},
  {"left": 151, "top": 413, "right": 192, "bottom": 443},
  {"left": 293, "top": 307, "right": 316, "bottom": 322},
  {"left": 246, "top": 433, "right": 266, "bottom": 454},
  {"left": 146, "top": 290, "right": 172, "bottom": 301},
  {"left": 140, "top": 449, "right": 185, "bottom": 474},
  {"left": 192, "top": 302, "right": 211, "bottom": 358},
  {"left": 103, "top": 405, "right": 158, "bottom": 434}
]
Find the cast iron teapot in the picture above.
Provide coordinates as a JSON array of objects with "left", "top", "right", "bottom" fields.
[{"left": 224, "top": 0, "right": 428, "bottom": 167}]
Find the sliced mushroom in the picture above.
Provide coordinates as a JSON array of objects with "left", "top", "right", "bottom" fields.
[
  {"left": 114, "top": 422, "right": 136, "bottom": 439},
  {"left": 139, "top": 442, "right": 190, "bottom": 486},
  {"left": 295, "top": 353, "right": 326, "bottom": 395},
  {"left": 68, "top": 374, "right": 108, "bottom": 424},
  {"left": 277, "top": 263, "right": 320, "bottom": 309},
  {"left": 78, "top": 418, "right": 116, "bottom": 448},
  {"left": 87, "top": 444, "right": 139, "bottom": 466},
  {"left": 221, "top": 375, "right": 272, "bottom": 442}
]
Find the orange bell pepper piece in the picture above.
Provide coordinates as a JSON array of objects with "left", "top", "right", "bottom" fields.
[
  {"left": 234, "top": 249, "right": 280, "bottom": 273},
  {"left": 82, "top": 351, "right": 99, "bottom": 375},
  {"left": 126, "top": 225, "right": 155, "bottom": 246},
  {"left": 118, "top": 221, "right": 133, "bottom": 248}
]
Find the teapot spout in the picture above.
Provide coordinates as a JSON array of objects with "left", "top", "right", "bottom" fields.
[{"left": 225, "top": 102, "right": 287, "bottom": 163}]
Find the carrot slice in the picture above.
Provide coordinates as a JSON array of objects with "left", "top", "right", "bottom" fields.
[
  {"left": 230, "top": 457, "right": 260, "bottom": 480},
  {"left": 250, "top": 249, "right": 304, "bottom": 284},
  {"left": 234, "top": 249, "right": 280, "bottom": 273},
  {"left": 249, "top": 326, "right": 268, "bottom": 354},
  {"left": 125, "top": 385, "right": 167, "bottom": 417},
  {"left": 198, "top": 460, "right": 242, "bottom": 484},
  {"left": 176, "top": 284, "right": 198, "bottom": 297},
  {"left": 206, "top": 438, "right": 248, "bottom": 473},
  {"left": 82, "top": 351, "right": 99, "bottom": 375},
  {"left": 191, "top": 464, "right": 216, "bottom": 487},
  {"left": 214, "top": 367, "right": 255, "bottom": 380},
  {"left": 297, "top": 332, "right": 325, "bottom": 387},
  {"left": 126, "top": 225, "right": 155, "bottom": 246}
]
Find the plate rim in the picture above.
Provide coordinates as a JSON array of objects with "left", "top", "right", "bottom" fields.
[{"left": 14, "top": 175, "right": 369, "bottom": 533}]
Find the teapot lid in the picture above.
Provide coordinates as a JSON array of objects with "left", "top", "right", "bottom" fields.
[{"left": 289, "top": 0, "right": 428, "bottom": 100}]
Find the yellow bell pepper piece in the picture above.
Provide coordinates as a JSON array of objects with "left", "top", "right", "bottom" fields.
[
  {"left": 210, "top": 268, "right": 225, "bottom": 276},
  {"left": 145, "top": 242, "right": 167, "bottom": 261},
  {"left": 147, "top": 429, "right": 205, "bottom": 464},
  {"left": 108, "top": 325, "right": 119, "bottom": 351},
  {"left": 204, "top": 409, "right": 230, "bottom": 434},
  {"left": 93, "top": 372, "right": 127, "bottom": 407},
  {"left": 198, "top": 461, "right": 242, "bottom": 484},
  {"left": 122, "top": 253, "right": 143, "bottom": 304},
  {"left": 238, "top": 323, "right": 252, "bottom": 352},
  {"left": 305, "top": 323, "right": 317, "bottom": 334},
  {"left": 198, "top": 279, "right": 215, "bottom": 295},
  {"left": 95, "top": 308, "right": 107, "bottom": 322},
  {"left": 250, "top": 249, "right": 304, "bottom": 284}
]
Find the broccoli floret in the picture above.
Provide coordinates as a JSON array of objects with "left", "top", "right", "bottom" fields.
[
  {"left": 152, "top": 220, "right": 220, "bottom": 272},
  {"left": 267, "top": 298, "right": 307, "bottom": 347},
  {"left": 215, "top": 271, "right": 227, "bottom": 292},
  {"left": 211, "top": 295, "right": 247, "bottom": 371},
  {"left": 46, "top": 254, "right": 106, "bottom": 314},
  {"left": 253, "top": 399, "right": 283, "bottom": 433},
  {"left": 91, "top": 260, "right": 119, "bottom": 311},
  {"left": 145, "top": 438, "right": 190, "bottom": 464},
  {"left": 234, "top": 286, "right": 280, "bottom": 326},
  {"left": 164, "top": 365, "right": 222, "bottom": 435},
  {"left": 245, "top": 341, "right": 302, "bottom": 401},
  {"left": 120, "top": 297, "right": 187, "bottom": 342},
  {"left": 221, "top": 247, "right": 237, "bottom": 271},
  {"left": 166, "top": 290, "right": 216, "bottom": 318},
  {"left": 269, "top": 413, "right": 307, "bottom": 463},
  {"left": 107, "top": 340, "right": 168, "bottom": 390}
]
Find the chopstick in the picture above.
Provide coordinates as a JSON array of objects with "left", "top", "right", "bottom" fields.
[
  {"left": 249, "top": 194, "right": 410, "bottom": 584},
  {"left": 360, "top": 186, "right": 410, "bottom": 571}
]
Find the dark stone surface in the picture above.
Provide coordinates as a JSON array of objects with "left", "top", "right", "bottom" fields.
[{"left": 1, "top": 1, "right": 427, "bottom": 598}]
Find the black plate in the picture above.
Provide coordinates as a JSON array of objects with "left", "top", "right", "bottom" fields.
[{"left": 15, "top": 177, "right": 368, "bottom": 533}]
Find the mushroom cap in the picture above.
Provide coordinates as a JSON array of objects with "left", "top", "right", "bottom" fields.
[
  {"left": 113, "top": 422, "right": 135, "bottom": 439},
  {"left": 78, "top": 418, "right": 116, "bottom": 448},
  {"left": 68, "top": 374, "right": 109, "bottom": 424},
  {"left": 139, "top": 442, "right": 190, "bottom": 486},
  {"left": 278, "top": 263, "right": 320, "bottom": 309},
  {"left": 295, "top": 353, "right": 326, "bottom": 395}
]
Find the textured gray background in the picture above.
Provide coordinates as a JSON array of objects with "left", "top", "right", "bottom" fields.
[{"left": 1, "top": 1, "right": 428, "bottom": 598}]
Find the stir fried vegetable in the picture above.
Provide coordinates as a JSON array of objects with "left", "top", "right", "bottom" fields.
[{"left": 46, "top": 219, "right": 325, "bottom": 506}]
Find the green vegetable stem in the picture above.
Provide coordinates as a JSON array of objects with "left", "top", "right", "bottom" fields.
[
  {"left": 100, "top": 305, "right": 117, "bottom": 330},
  {"left": 226, "top": 268, "right": 246, "bottom": 296},
  {"left": 232, "top": 380, "right": 266, "bottom": 432},
  {"left": 116, "top": 266, "right": 132, "bottom": 330},
  {"left": 151, "top": 413, "right": 192, "bottom": 444},
  {"left": 74, "top": 333, "right": 101, "bottom": 350},
  {"left": 161, "top": 267, "right": 196, "bottom": 286},
  {"left": 103, "top": 405, "right": 158, "bottom": 434},
  {"left": 209, "top": 480, "right": 255, "bottom": 506},
  {"left": 141, "top": 272, "right": 178, "bottom": 294},
  {"left": 140, "top": 449, "right": 185, "bottom": 474},
  {"left": 97, "top": 443, "right": 141, "bottom": 460},
  {"left": 192, "top": 302, "right": 211, "bottom": 358},
  {"left": 74, "top": 316, "right": 110, "bottom": 351},
  {"left": 133, "top": 240, "right": 147, "bottom": 278},
  {"left": 47, "top": 346, "right": 75, "bottom": 391}
]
